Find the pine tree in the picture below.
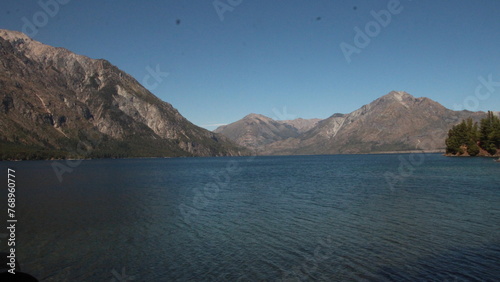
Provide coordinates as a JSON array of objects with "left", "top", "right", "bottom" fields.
[
  {"left": 447, "top": 111, "right": 500, "bottom": 156},
  {"left": 446, "top": 119, "right": 472, "bottom": 155},
  {"left": 479, "top": 111, "right": 500, "bottom": 155}
]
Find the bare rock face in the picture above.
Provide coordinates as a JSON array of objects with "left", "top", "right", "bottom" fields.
[
  {"left": 277, "top": 118, "right": 322, "bottom": 134},
  {"left": 214, "top": 113, "right": 301, "bottom": 150},
  {"left": 0, "top": 29, "right": 245, "bottom": 159},
  {"left": 218, "top": 91, "right": 488, "bottom": 155},
  {"left": 214, "top": 114, "right": 323, "bottom": 151}
]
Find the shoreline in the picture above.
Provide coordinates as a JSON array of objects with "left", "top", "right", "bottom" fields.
[
  {"left": 4, "top": 149, "right": 500, "bottom": 162},
  {"left": 1, "top": 150, "right": 448, "bottom": 162}
]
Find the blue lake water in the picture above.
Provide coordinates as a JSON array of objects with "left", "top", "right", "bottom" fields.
[{"left": 1, "top": 154, "right": 499, "bottom": 281}]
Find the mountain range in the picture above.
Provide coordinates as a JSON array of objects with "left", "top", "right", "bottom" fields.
[
  {"left": 213, "top": 114, "right": 321, "bottom": 149},
  {"left": 1, "top": 29, "right": 495, "bottom": 159},
  {"left": 216, "top": 91, "right": 491, "bottom": 155},
  {"left": 0, "top": 29, "right": 245, "bottom": 159}
]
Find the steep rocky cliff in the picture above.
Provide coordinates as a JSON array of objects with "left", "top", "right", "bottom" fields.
[{"left": 0, "top": 29, "right": 245, "bottom": 159}]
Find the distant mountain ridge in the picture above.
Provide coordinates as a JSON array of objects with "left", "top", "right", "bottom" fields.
[
  {"left": 0, "top": 29, "right": 246, "bottom": 159},
  {"left": 213, "top": 114, "right": 321, "bottom": 150},
  {"left": 213, "top": 114, "right": 302, "bottom": 149},
  {"left": 216, "top": 91, "right": 491, "bottom": 155}
]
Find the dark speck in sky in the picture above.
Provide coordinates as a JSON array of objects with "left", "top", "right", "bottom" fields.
[
  {"left": 316, "top": 17, "right": 321, "bottom": 21},
  {"left": 176, "top": 19, "right": 181, "bottom": 25},
  {"left": 353, "top": 6, "right": 357, "bottom": 10}
]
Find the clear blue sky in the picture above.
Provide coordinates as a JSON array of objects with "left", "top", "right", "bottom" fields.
[{"left": 1, "top": 0, "right": 500, "bottom": 130}]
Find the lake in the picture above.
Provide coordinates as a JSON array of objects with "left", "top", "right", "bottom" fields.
[{"left": 1, "top": 154, "right": 499, "bottom": 281}]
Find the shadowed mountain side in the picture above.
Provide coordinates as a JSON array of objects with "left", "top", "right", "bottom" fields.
[{"left": 0, "top": 29, "right": 247, "bottom": 159}]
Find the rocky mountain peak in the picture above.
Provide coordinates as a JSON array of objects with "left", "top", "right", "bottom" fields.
[
  {"left": 388, "top": 90, "right": 411, "bottom": 99},
  {"left": 0, "top": 29, "right": 31, "bottom": 42},
  {"left": 377, "top": 90, "right": 414, "bottom": 104},
  {"left": 1, "top": 29, "right": 66, "bottom": 61},
  {"left": 243, "top": 113, "right": 271, "bottom": 121},
  {"left": 369, "top": 90, "right": 444, "bottom": 112}
]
